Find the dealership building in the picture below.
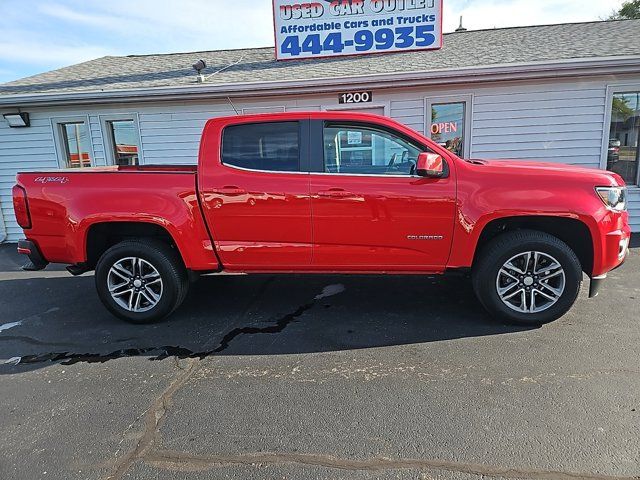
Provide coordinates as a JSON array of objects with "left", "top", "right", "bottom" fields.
[{"left": 0, "top": 19, "right": 639, "bottom": 241}]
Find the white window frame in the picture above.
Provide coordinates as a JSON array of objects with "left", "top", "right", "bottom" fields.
[
  {"left": 99, "top": 113, "right": 143, "bottom": 166},
  {"left": 50, "top": 115, "right": 96, "bottom": 169},
  {"left": 425, "top": 94, "right": 473, "bottom": 159},
  {"left": 602, "top": 83, "right": 640, "bottom": 187}
]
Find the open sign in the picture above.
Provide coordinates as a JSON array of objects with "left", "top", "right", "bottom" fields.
[{"left": 430, "top": 122, "right": 458, "bottom": 135}]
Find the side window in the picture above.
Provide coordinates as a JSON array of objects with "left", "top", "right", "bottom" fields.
[
  {"left": 222, "top": 122, "right": 300, "bottom": 172},
  {"left": 323, "top": 124, "right": 422, "bottom": 176}
]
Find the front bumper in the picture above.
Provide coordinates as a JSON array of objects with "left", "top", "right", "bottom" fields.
[{"left": 17, "top": 239, "right": 49, "bottom": 271}]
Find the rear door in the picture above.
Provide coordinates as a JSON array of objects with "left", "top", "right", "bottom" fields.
[
  {"left": 198, "top": 119, "right": 312, "bottom": 270},
  {"left": 309, "top": 120, "right": 456, "bottom": 271}
]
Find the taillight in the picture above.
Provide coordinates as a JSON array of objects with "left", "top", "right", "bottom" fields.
[{"left": 12, "top": 185, "right": 31, "bottom": 229}]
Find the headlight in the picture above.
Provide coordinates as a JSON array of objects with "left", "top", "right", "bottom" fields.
[{"left": 595, "top": 186, "right": 627, "bottom": 212}]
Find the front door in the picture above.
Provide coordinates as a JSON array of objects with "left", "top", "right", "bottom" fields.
[
  {"left": 309, "top": 121, "right": 456, "bottom": 271},
  {"left": 198, "top": 120, "right": 312, "bottom": 270}
]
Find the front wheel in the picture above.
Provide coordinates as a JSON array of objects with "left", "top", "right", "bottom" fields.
[
  {"left": 95, "top": 239, "right": 189, "bottom": 324},
  {"left": 472, "top": 230, "right": 582, "bottom": 325}
]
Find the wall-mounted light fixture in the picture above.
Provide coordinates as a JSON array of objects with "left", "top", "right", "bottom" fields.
[
  {"left": 3, "top": 112, "right": 30, "bottom": 128},
  {"left": 192, "top": 59, "right": 207, "bottom": 83}
]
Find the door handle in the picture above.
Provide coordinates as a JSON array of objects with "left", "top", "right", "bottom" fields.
[
  {"left": 317, "top": 189, "right": 356, "bottom": 198},
  {"left": 211, "top": 186, "right": 247, "bottom": 195}
]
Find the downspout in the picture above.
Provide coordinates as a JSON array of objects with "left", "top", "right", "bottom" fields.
[{"left": 0, "top": 201, "right": 7, "bottom": 243}]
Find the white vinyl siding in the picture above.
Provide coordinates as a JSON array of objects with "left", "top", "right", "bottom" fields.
[
  {"left": 470, "top": 85, "right": 607, "bottom": 167},
  {"left": 390, "top": 99, "right": 425, "bottom": 134},
  {"left": 0, "top": 112, "right": 58, "bottom": 240},
  {"left": 628, "top": 188, "right": 640, "bottom": 232},
  {"left": 89, "top": 115, "right": 106, "bottom": 166},
  {"left": 138, "top": 104, "right": 237, "bottom": 165}
]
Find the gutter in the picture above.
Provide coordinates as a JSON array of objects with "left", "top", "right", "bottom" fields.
[{"left": 1, "top": 56, "right": 640, "bottom": 107}]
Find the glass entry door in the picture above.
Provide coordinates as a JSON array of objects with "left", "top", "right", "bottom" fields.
[{"left": 426, "top": 96, "right": 472, "bottom": 158}]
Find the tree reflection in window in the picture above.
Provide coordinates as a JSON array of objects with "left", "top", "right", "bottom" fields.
[{"left": 608, "top": 92, "right": 640, "bottom": 185}]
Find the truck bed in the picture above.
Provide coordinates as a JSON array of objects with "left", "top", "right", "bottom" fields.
[{"left": 15, "top": 166, "right": 217, "bottom": 271}]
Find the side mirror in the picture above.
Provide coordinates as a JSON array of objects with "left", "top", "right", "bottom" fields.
[{"left": 416, "top": 152, "right": 444, "bottom": 178}]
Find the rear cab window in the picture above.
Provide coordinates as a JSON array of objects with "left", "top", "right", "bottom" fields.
[{"left": 221, "top": 122, "right": 300, "bottom": 172}]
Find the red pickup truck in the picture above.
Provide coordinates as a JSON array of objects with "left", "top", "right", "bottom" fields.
[{"left": 13, "top": 112, "right": 630, "bottom": 325}]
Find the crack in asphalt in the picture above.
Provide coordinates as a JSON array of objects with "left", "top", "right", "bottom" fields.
[
  {"left": 101, "top": 284, "right": 345, "bottom": 479},
  {"left": 211, "top": 300, "right": 315, "bottom": 353},
  {"left": 142, "top": 449, "right": 640, "bottom": 480},
  {"left": 106, "top": 358, "right": 200, "bottom": 480},
  {"left": 12, "top": 346, "right": 199, "bottom": 366},
  {"left": 6, "top": 284, "right": 345, "bottom": 367}
]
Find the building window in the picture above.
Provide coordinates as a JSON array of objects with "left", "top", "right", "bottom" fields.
[
  {"left": 52, "top": 118, "right": 93, "bottom": 168},
  {"left": 222, "top": 122, "right": 300, "bottom": 172},
  {"left": 426, "top": 96, "right": 472, "bottom": 158},
  {"left": 106, "top": 120, "right": 139, "bottom": 166},
  {"left": 607, "top": 92, "right": 639, "bottom": 185},
  {"left": 100, "top": 114, "right": 142, "bottom": 166}
]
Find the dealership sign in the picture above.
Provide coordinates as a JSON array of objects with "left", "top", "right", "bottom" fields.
[{"left": 273, "top": 0, "right": 443, "bottom": 60}]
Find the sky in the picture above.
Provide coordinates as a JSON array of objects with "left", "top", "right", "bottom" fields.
[{"left": 0, "top": 0, "right": 626, "bottom": 84}]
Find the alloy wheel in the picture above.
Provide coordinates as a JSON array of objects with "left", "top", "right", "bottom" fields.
[
  {"left": 495, "top": 251, "right": 566, "bottom": 314},
  {"left": 107, "top": 257, "right": 163, "bottom": 313}
]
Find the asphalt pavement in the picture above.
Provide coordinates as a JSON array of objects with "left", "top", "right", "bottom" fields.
[{"left": 0, "top": 238, "right": 638, "bottom": 480}]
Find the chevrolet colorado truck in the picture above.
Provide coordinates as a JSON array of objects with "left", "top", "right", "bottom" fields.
[{"left": 13, "top": 112, "right": 631, "bottom": 325}]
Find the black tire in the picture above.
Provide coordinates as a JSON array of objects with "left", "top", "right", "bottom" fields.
[
  {"left": 472, "top": 230, "right": 582, "bottom": 325},
  {"left": 95, "top": 239, "right": 189, "bottom": 324}
]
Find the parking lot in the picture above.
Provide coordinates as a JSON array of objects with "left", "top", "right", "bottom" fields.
[{"left": 0, "top": 238, "right": 638, "bottom": 480}]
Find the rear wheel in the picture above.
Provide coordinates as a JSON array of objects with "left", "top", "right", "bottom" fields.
[
  {"left": 95, "top": 239, "right": 189, "bottom": 324},
  {"left": 472, "top": 230, "right": 582, "bottom": 325}
]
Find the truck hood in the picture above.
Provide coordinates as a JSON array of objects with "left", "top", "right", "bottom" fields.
[{"left": 469, "top": 158, "right": 625, "bottom": 186}]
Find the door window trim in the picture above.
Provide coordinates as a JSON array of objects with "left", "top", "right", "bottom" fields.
[
  {"left": 219, "top": 120, "right": 310, "bottom": 174},
  {"left": 425, "top": 94, "right": 473, "bottom": 159},
  {"left": 99, "top": 113, "right": 143, "bottom": 166},
  {"left": 50, "top": 115, "right": 96, "bottom": 169},
  {"left": 602, "top": 83, "right": 640, "bottom": 187}
]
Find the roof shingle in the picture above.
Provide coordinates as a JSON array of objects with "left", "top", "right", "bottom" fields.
[{"left": 1, "top": 19, "right": 639, "bottom": 97}]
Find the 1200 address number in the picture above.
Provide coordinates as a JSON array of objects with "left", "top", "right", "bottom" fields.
[{"left": 280, "top": 25, "right": 436, "bottom": 57}]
